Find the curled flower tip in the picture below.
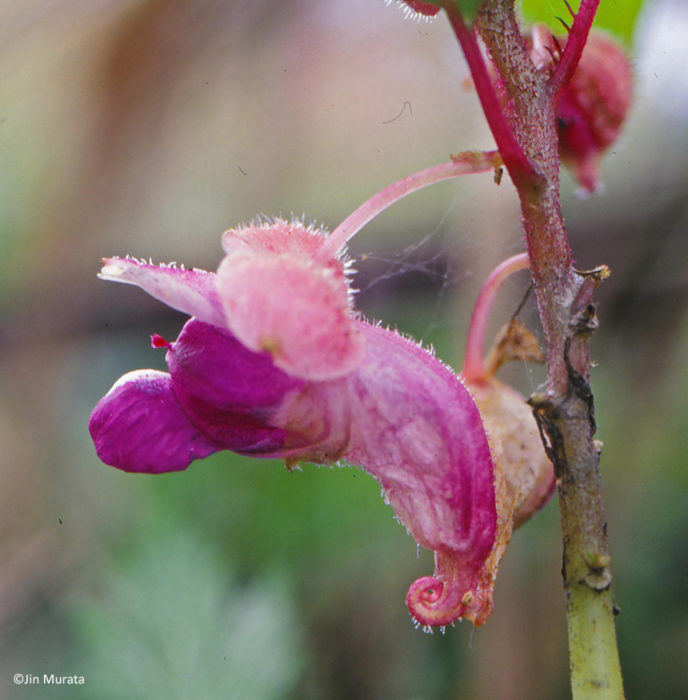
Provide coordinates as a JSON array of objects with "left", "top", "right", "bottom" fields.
[
  {"left": 406, "top": 550, "right": 492, "bottom": 628},
  {"left": 407, "top": 576, "right": 465, "bottom": 629}
]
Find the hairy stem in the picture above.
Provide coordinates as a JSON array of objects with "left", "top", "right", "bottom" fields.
[{"left": 445, "top": 0, "right": 625, "bottom": 695}]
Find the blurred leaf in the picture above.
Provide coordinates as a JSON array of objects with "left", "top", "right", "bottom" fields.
[
  {"left": 68, "top": 530, "right": 304, "bottom": 700},
  {"left": 519, "top": 0, "right": 648, "bottom": 45},
  {"left": 141, "top": 450, "right": 409, "bottom": 578}
]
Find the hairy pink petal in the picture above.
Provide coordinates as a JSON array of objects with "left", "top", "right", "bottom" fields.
[
  {"left": 89, "top": 370, "right": 220, "bottom": 473},
  {"left": 347, "top": 323, "right": 495, "bottom": 555},
  {"left": 216, "top": 225, "right": 365, "bottom": 381},
  {"left": 222, "top": 220, "right": 325, "bottom": 258},
  {"left": 344, "top": 323, "right": 497, "bottom": 627},
  {"left": 99, "top": 258, "right": 226, "bottom": 328}
]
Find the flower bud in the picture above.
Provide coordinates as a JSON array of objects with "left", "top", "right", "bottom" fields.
[
  {"left": 528, "top": 26, "right": 633, "bottom": 193},
  {"left": 557, "top": 33, "right": 633, "bottom": 193}
]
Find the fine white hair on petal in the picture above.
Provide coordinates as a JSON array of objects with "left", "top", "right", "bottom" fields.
[
  {"left": 374, "top": 322, "right": 440, "bottom": 360},
  {"left": 115, "top": 257, "right": 184, "bottom": 271},
  {"left": 100, "top": 257, "right": 214, "bottom": 278},
  {"left": 385, "top": 0, "right": 439, "bottom": 23},
  {"left": 228, "top": 214, "right": 330, "bottom": 241},
  {"left": 290, "top": 211, "right": 322, "bottom": 234},
  {"left": 222, "top": 215, "right": 354, "bottom": 269},
  {"left": 99, "top": 257, "right": 225, "bottom": 328}
]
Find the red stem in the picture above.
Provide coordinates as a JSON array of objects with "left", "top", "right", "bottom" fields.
[
  {"left": 441, "top": 3, "right": 537, "bottom": 185},
  {"left": 549, "top": 0, "right": 600, "bottom": 97}
]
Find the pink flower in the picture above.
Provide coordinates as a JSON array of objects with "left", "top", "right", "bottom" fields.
[{"left": 90, "top": 218, "right": 550, "bottom": 628}]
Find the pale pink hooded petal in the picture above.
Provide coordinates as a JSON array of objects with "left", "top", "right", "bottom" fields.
[
  {"left": 222, "top": 220, "right": 325, "bottom": 258},
  {"left": 216, "top": 220, "right": 366, "bottom": 381},
  {"left": 99, "top": 258, "right": 226, "bottom": 328},
  {"left": 217, "top": 254, "right": 365, "bottom": 381}
]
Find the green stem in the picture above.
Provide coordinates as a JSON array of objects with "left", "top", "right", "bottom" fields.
[{"left": 530, "top": 377, "right": 624, "bottom": 699}]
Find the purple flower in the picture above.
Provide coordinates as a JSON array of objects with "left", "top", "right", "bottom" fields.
[{"left": 90, "top": 218, "right": 550, "bottom": 628}]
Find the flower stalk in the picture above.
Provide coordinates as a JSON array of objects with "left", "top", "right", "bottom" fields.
[
  {"left": 317, "top": 150, "right": 501, "bottom": 262},
  {"left": 461, "top": 252, "right": 530, "bottom": 382}
]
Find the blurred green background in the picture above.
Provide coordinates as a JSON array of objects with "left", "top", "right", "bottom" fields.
[{"left": 1, "top": 1, "right": 687, "bottom": 698}]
